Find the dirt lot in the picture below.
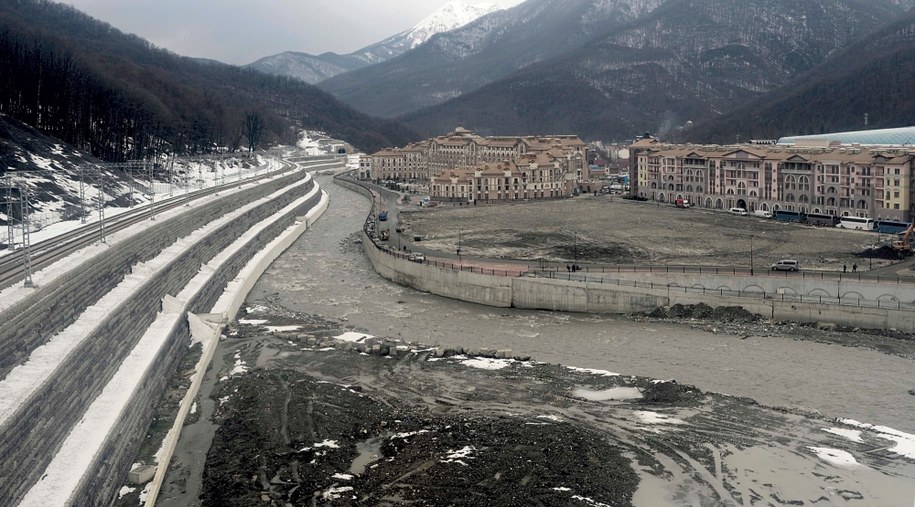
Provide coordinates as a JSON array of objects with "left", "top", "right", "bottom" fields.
[{"left": 398, "top": 195, "right": 901, "bottom": 272}]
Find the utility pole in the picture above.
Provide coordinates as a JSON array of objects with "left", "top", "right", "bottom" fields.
[
  {"left": 5, "top": 182, "right": 14, "bottom": 250},
  {"left": 147, "top": 159, "right": 156, "bottom": 220},
  {"left": 20, "top": 187, "right": 33, "bottom": 287},
  {"left": 97, "top": 178, "right": 107, "bottom": 244},
  {"left": 79, "top": 165, "right": 88, "bottom": 224}
]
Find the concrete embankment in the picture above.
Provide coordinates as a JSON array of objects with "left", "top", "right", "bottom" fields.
[
  {"left": 2, "top": 161, "right": 338, "bottom": 506},
  {"left": 338, "top": 176, "right": 915, "bottom": 333}
]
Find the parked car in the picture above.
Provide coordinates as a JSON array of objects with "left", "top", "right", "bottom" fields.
[
  {"left": 753, "top": 210, "right": 772, "bottom": 219},
  {"left": 771, "top": 259, "right": 799, "bottom": 271},
  {"left": 728, "top": 207, "right": 748, "bottom": 216},
  {"left": 408, "top": 252, "right": 425, "bottom": 263}
]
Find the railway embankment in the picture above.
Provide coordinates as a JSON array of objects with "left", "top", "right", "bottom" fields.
[{"left": 1, "top": 159, "right": 337, "bottom": 506}]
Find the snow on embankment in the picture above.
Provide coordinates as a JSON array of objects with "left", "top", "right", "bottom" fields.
[{"left": 17, "top": 177, "right": 324, "bottom": 505}]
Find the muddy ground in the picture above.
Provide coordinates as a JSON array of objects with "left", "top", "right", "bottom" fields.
[
  {"left": 195, "top": 304, "right": 915, "bottom": 506},
  {"left": 398, "top": 195, "right": 903, "bottom": 272}
]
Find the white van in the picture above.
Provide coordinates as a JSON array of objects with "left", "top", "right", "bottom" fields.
[
  {"left": 753, "top": 210, "right": 772, "bottom": 219},
  {"left": 771, "top": 259, "right": 799, "bottom": 271},
  {"left": 728, "top": 207, "right": 748, "bottom": 216}
]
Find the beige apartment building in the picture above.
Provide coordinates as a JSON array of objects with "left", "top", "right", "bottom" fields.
[
  {"left": 370, "top": 127, "right": 588, "bottom": 196},
  {"left": 630, "top": 138, "right": 915, "bottom": 221},
  {"left": 430, "top": 151, "right": 574, "bottom": 203}
]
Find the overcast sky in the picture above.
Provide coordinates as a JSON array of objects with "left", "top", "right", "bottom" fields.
[{"left": 65, "top": 0, "right": 525, "bottom": 65}]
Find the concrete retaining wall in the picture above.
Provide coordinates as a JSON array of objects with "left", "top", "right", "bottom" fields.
[
  {"left": 142, "top": 190, "right": 329, "bottom": 507},
  {"left": 603, "top": 269, "right": 915, "bottom": 305},
  {"left": 0, "top": 172, "right": 324, "bottom": 505},
  {"left": 0, "top": 169, "right": 315, "bottom": 380},
  {"left": 72, "top": 189, "right": 328, "bottom": 507},
  {"left": 339, "top": 175, "right": 915, "bottom": 333}
]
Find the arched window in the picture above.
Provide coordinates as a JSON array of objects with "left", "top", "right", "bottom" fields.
[
  {"left": 799, "top": 176, "right": 810, "bottom": 191},
  {"left": 799, "top": 195, "right": 809, "bottom": 203},
  {"left": 827, "top": 197, "right": 836, "bottom": 206}
]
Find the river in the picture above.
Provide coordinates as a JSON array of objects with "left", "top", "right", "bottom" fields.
[{"left": 249, "top": 175, "right": 914, "bottom": 434}]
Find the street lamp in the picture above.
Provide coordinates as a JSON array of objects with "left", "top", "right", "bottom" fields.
[
  {"left": 457, "top": 227, "right": 463, "bottom": 262},
  {"left": 750, "top": 234, "right": 754, "bottom": 276}
]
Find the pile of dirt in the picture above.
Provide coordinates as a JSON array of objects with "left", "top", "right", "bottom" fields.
[
  {"left": 647, "top": 304, "right": 758, "bottom": 323},
  {"left": 203, "top": 368, "right": 639, "bottom": 506},
  {"left": 857, "top": 245, "right": 908, "bottom": 260},
  {"left": 639, "top": 380, "right": 703, "bottom": 405}
]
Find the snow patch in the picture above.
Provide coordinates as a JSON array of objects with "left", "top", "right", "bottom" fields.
[
  {"left": 838, "top": 419, "right": 915, "bottom": 460},
  {"left": 566, "top": 366, "right": 620, "bottom": 377},
  {"left": 333, "top": 331, "right": 375, "bottom": 343},
  {"left": 392, "top": 429, "right": 431, "bottom": 439},
  {"left": 807, "top": 447, "right": 865, "bottom": 469},
  {"left": 442, "top": 446, "right": 476, "bottom": 465},
  {"left": 301, "top": 440, "right": 340, "bottom": 452},
  {"left": 238, "top": 319, "right": 268, "bottom": 325},
  {"left": 634, "top": 411, "right": 686, "bottom": 425},
  {"left": 573, "top": 387, "right": 642, "bottom": 401},
  {"left": 823, "top": 427, "right": 864, "bottom": 443},
  {"left": 321, "top": 486, "right": 353, "bottom": 500},
  {"left": 460, "top": 357, "right": 514, "bottom": 370},
  {"left": 117, "top": 485, "right": 135, "bottom": 499}
]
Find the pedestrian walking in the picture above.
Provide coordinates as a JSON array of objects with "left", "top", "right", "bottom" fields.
[
  {"left": 852, "top": 263, "right": 858, "bottom": 273},
  {"left": 843, "top": 264, "right": 847, "bottom": 273}
]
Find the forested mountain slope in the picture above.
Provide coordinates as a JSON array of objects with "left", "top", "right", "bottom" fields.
[
  {"left": 684, "top": 8, "right": 915, "bottom": 143},
  {"left": 398, "top": 0, "right": 905, "bottom": 141},
  {"left": 0, "top": 0, "right": 417, "bottom": 162}
]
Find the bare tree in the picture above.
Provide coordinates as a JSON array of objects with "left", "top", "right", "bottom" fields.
[{"left": 244, "top": 112, "right": 263, "bottom": 153}]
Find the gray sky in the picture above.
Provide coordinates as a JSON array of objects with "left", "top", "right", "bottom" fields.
[{"left": 65, "top": 0, "right": 524, "bottom": 65}]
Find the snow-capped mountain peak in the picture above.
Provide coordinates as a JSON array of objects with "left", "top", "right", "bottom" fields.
[{"left": 406, "top": 2, "right": 501, "bottom": 48}]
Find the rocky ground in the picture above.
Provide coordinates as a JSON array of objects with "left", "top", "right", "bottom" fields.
[
  {"left": 194, "top": 301, "right": 915, "bottom": 506},
  {"left": 398, "top": 194, "right": 903, "bottom": 272}
]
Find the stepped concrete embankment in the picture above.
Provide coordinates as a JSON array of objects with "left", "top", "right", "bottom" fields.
[
  {"left": 72, "top": 188, "right": 327, "bottom": 506},
  {"left": 0, "top": 168, "right": 322, "bottom": 379},
  {"left": 338, "top": 176, "right": 915, "bottom": 333},
  {"left": 1, "top": 163, "right": 335, "bottom": 506}
]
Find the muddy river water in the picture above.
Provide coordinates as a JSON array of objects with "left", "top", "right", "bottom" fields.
[
  {"left": 159, "top": 175, "right": 915, "bottom": 506},
  {"left": 257, "top": 176, "right": 914, "bottom": 434}
]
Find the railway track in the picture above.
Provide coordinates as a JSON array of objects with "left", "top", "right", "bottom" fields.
[{"left": 0, "top": 155, "right": 338, "bottom": 291}]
